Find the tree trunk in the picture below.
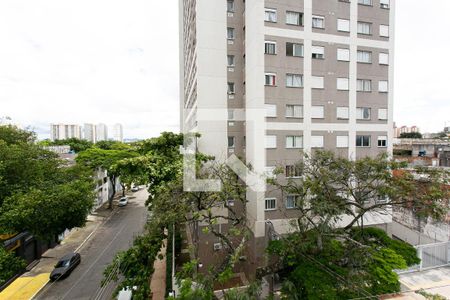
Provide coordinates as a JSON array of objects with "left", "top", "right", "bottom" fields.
[
  {"left": 109, "top": 175, "right": 116, "bottom": 210},
  {"left": 121, "top": 183, "right": 126, "bottom": 197}
]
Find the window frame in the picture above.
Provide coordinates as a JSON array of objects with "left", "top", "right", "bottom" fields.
[
  {"left": 337, "top": 48, "right": 350, "bottom": 61},
  {"left": 377, "top": 136, "right": 388, "bottom": 148},
  {"left": 311, "top": 135, "right": 324, "bottom": 148},
  {"left": 227, "top": 55, "right": 235, "bottom": 67},
  {"left": 311, "top": 76, "right": 325, "bottom": 89},
  {"left": 312, "top": 45, "right": 325, "bottom": 59},
  {"left": 357, "top": 79, "right": 372, "bottom": 92},
  {"left": 286, "top": 73, "right": 304, "bottom": 88},
  {"left": 357, "top": 50, "right": 372, "bottom": 64},
  {"left": 227, "top": 0, "right": 235, "bottom": 13},
  {"left": 312, "top": 15, "right": 325, "bottom": 29},
  {"left": 228, "top": 136, "right": 235, "bottom": 148},
  {"left": 285, "top": 195, "right": 298, "bottom": 209},
  {"left": 358, "top": 0, "right": 373, "bottom": 6},
  {"left": 264, "top": 8, "right": 277, "bottom": 23},
  {"left": 286, "top": 135, "right": 303, "bottom": 149},
  {"left": 379, "top": 25, "right": 390, "bottom": 37},
  {"left": 227, "top": 82, "right": 235, "bottom": 94},
  {"left": 311, "top": 105, "right": 325, "bottom": 119},
  {"left": 357, "top": 21, "right": 372, "bottom": 35},
  {"left": 286, "top": 105, "right": 303, "bottom": 118},
  {"left": 356, "top": 135, "right": 371, "bottom": 147},
  {"left": 265, "top": 104, "right": 277, "bottom": 117},
  {"left": 265, "top": 73, "right": 277, "bottom": 86},
  {"left": 265, "top": 135, "right": 277, "bottom": 149},
  {"left": 337, "top": 18, "right": 350, "bottom": 32},
  {"left": 286, "top": 42, "right": 304, "bottom": 57},
  {"left": 286, "top": 11, "right": 303, "bottom": 26},
  {"left": 356, "top": 107, "right": 372, "bottom": 120},
  {"left": 379, "top": 53, "right": 389, "bottom": 65},
  {"left": 264, "top": 41, "right": 277, "bottom": 55},
  {"left": 337, "top": 78, "right": 349, "bottom": 91},
  {"left": 265, "top": 198, "right": 277, "bottom": 211},
  {"left": 378, "top": 80, "right": 388, "bottom": 93},
  {"left": 336, "top": 136, "right": 349, "bottom": 148},
  {"left": 336, "top": 106, "right": 349, "bottom": 120},
  {"left": 285, "top": 165, "right": 302, "bottom": 178}
]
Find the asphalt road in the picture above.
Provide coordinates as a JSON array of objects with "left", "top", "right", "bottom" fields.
[{"left": 36, "top": 189, "right": 148, "bottom": 300}]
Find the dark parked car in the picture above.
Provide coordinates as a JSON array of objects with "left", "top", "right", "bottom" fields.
[{"left": 50, "top": 252, "right": 81, "bottom": 281}]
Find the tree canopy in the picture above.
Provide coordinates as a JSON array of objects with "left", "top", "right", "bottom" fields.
[
  {"left": 399, "top": 132, "right": 422, "bottom": 139},
  {"left": 0, "top": 125, "right": 95, "bottom": 239}
]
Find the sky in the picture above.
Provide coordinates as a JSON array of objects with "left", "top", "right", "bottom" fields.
[{"left": 0, "top": 0, "right": 449, "bottom": 140}]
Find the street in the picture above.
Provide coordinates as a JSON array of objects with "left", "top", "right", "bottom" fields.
[{"left": 36, "top": 189, "right": 148, "bottom": 300}]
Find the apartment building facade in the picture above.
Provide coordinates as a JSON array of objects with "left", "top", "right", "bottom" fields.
[
  {"left": 83, "top": 123, "right": 97, "bottom": 143},
  {"left": 180, "top": 0, "right": 394, "bottom": 276},
  {"left": 50, "top": 124, "right": 82, "bottom": 141},
  {"left": 96, "top": 123, "right": 108, "bottom": 142}
]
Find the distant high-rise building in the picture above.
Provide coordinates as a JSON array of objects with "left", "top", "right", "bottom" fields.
[
  {"left": 96, "top": 123, "right": 108, "bottom": 142},
  {"left": 50, "top": 124, "right": 82, "bottom": 141},
  {"left": 83, "top": 123, "right": 97, "bottom": 143},
  {"left": 112, "top": 124, "right": 123, "bottom": 142}
]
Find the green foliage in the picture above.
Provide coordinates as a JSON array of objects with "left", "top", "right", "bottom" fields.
[
  {"left": 417, "top": 289, "right": 447, "bottom": 300},
  {"left": 0, "top": 247, "right": 26, "bottom": 286},
  {"left": 101, "top": 220, "right": 165, "bottom": 300},
  {"left": 39, "top": 138, "right": 94, "bottom": 153},
  {"left": 400, "top": 132, "right": 422, "bottom": 139},
  {"left": 0, "top": 126, "right": 95, "bottom": 239},
  {"left": 95, "top": 140, "right": 131, "bottom": 151}
]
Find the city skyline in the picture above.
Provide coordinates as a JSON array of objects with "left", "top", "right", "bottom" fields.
[{"left": 0, "top": 0, "right": 449, "bottom": 139}]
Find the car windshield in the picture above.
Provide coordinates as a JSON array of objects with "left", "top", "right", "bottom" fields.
[
  {"left": 55, "top": 259, "right": 71, "bottom": 268},
  {"left": 120, "top": 199, "right": 126, "bottom": 202}
]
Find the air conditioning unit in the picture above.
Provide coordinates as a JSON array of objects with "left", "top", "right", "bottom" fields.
[{"left": 213, "top": 243, "right": 222, "bottom": 251}]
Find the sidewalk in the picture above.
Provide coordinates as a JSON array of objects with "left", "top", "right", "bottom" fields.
[
  {"left": 0, "top": 203, "right": 117, "bottom": 300},
  {"left": 150, "top": 240, "right": 167, "bottom": 300}
]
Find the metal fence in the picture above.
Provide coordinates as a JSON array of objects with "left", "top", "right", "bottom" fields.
[{"left": 397, "top": 241, "right": 450, "bottom": 274}]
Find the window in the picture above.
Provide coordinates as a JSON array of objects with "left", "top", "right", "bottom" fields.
[
  {"left": 311, "top": 76, "right": 324, "bottom": 89},
  {"left": 379, "top": 80, "right": 388, "bottom": 92},
  {"left": 357, "top": 50, "right": 372, "bottom": 63},
  {"left": 227, "top": 55, "right": 235, "bottom": 67},
  {"left": 286, "top": 105, "right": 303, "bottom": 118},
  {"left": 356, "top": 107, "right": 371, "bottom": 120},
  {"left": 286, "top": 136, "right": 303, "bottom": 148},
  {"left": 266, "top": 104, "right": 277, "bottom": 117},
  {"left": 380, "top": 25, "right": 389, "bottom": 37},
  {"left": 337, "top": 136, "right": 349, "bottom": 148},
  {"left": 311, "top": 136, "right": 324, "bottom": 148},
  {"left": 227, "top": 0, "right": 235, "bottom": 12},
  {"left": 378, "top": 108, "right": 388, "bottom": 120},
  {"left": 286, "top": 195, "right": 298, "bottom": 209},
  {"left": 265, "top": 135, "right": 277, "bottom": 148},
  {"left": 379, "top": 53, "right": 389, "bottom": 65},
  {"left": 228, "top": 109, "right": 234, "bottom": 120},
  {"left": 227, "top": 27, "right": 235, "bottom": 39},
  {"left": 337, "top": 19, "right": 350, "bottom": 32},
  {"left": 336, "top": 106, "right": 349, "bottom": 119},
  {"left": 357, "top": 79, "right": 372, "bottom": 92},
  {"left": 311, "top": 106, "right": 324, "bottom": 119},
  {"left": 286, "top": 74, "right": 303, "bottom": 88},
  {"left": 286, "top": 11, "right": 303, "bottom": 26},
  {"left": 380, "top": 0, "right": 390, "bottom": 9},
  {"left": 286, "top": 165, "right": 301, "bottom": 178},
  {"left": 337, "top": 48, "right": 350, "bottom": 61},
  {"left": 358, "top": 0, "right": 372, "bottom": 5},
  {"left": 265, "top": 73, "right": 276, "bottom": 86},
  {"left": 378, "top": 136, "right": 387, "bottom": 147},
  {"left": 228, "top": 136, "right": 235, "bottom": 148},
  {"left": 265, "top": 41, "right": 276, "bottom": 54},
  {"left": 264, "top": 8, "right": 277, "bottom": 22},
  {"left": 337, "top": 78, "right": 349, "bottom": 91},
  {"left": 312, "top": 15, "right": 325, "bottom": 29},
  {"left": 312, "top": 46, "right": 325, "bottom": 59},
  {"left": 357, "top": 22, "right": 372, "bottom": 35},
  {"left": 286, "top": 42, "right": 304, "bottom": 57},
  {"left": 356, "top": 135, "right": 371, "bottom": 147},
  {"left": 265, "top": 198, "right": 276, "bottom": 210},
  {"left": 227, "top": 82, "right": 235, "bottom": 94}
]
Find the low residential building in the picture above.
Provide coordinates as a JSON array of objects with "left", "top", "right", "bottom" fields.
[{"left": 394, "top": 139, "right": 450, "bottom": 161}]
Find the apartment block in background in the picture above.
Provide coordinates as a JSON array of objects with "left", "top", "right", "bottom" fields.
[
  {"left": 112, "top": 123, "right": 124, "bottom": 142},
  {"left": 96, "top": 123, "right": 108, "bottom": 142},
  {"left": 50, "top": 124, "right": 82, "bottom": 141},
  {"left": 180, "top": 0, "right": 395, "bottom": 277},
  {"left": 83, "top": 123, "right": 97, "bottom": 143}
]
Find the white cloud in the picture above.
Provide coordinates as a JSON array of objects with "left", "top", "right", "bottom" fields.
[{"left": 0, "top": 0, "right": 449, "bottom": 140}]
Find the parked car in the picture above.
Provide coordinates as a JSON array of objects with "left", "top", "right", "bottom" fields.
[
  {"left": 50, "top": 252, "right": 81, "bottom": 281},
  {"left": 131, "top": 186, "right": 139, "bottom": 192},
  {"left": 118, "top": 196, "right": 128, "bottom": 207}
]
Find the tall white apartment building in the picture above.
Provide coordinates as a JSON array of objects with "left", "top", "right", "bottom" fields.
[
  {"left": 96, "top": 123, "right": 108, "bottom": 142},
  {"left": 50, "top": 124, "right": 82, "bottom": 141},
  {"left": 83, "top": 123, "right": 97, "bottom": 143},
  {"left": 180, "top": 0, "right": 394, "bottom": 275},
  {"left": 112, "top": 124, "right": 124, "bottom": 142}
]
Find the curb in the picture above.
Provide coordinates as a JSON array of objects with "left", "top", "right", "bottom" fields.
[{"left": 30, "top": 209, "right": 118, "bottom": 299}]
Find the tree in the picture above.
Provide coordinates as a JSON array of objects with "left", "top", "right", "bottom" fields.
[
  {"left": 39, "top": 138, "right": 94, "bottom": 153},
  {"left": 400, "top": 132, "right": 422, "bottom": 139},
  {"left": 264, "top": 151, "right": 449, "bottom": 299},
  {"left": 0, "top": 126, "right": 95, "bottom": 239},
  {"left": 0, "top": 247, "right": 26, "bottom": 286},
  {"left": 76, "top": 148, "right": 139, "bottom": 208},
  {"left": 0, "top": 125, "right": 95, "bottom": 282}
]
